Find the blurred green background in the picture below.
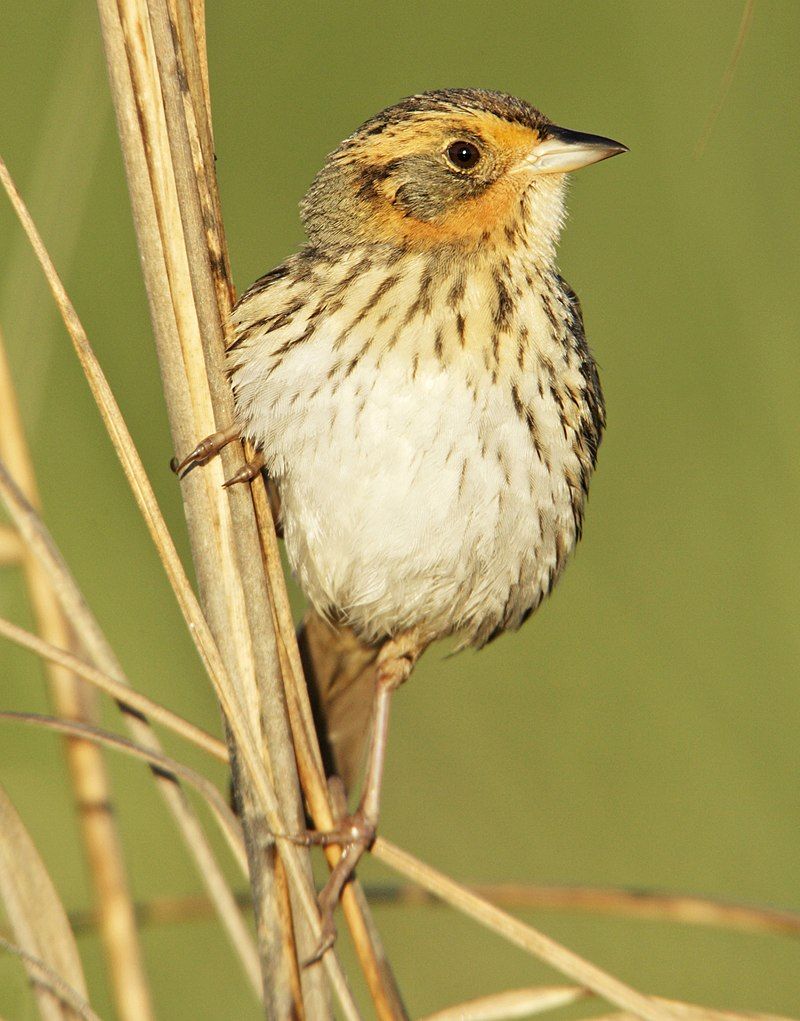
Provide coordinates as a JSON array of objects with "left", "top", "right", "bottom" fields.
[{"left": 1, "top": 0, "right": 798, "bottom": 1017}]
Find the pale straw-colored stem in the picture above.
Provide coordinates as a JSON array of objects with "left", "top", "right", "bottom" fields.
[
  {"left": 53, "top": 883, "right": 800, "bottom": 944},
  {"left": 420, "top": 985, "right": 588, "bottom": 1021},
  {"left": 0, "top": 781, "right": 90, "bottom": 1021},
  {"left": 364, "top": 881, "right": 800, "bottom": 938},
  {"left": 591, "top": 999, "right": 796, "bottom": 1021},
  {"left": 0, "top": 441, "right": 262, "bottom": 997},
  {"left": 96, "top": 0, "right": 326, "bottom": 1010},
  {"left": 0, "top": 250, "right": 359, "bottom": 1017},
  {"left": 421, "top": 989, "right": 798, "bottom": 1021},
  {"left": 253, "top": 483, "right": 410, "bottom": 1020},
  {"left": 0, "top": 937, "right": 101, "bottom": 1021},
  {"left": 0, "top": 323, "right": 152, "bottom": 1021},
  {"left": 374, "top": 838, "right": 681, "bottom": 1021},
  {"left": 0, "top": 616, "right": 228, "bottom": 762},
  {"left": 0, "top": 524, "right": 22, "bottom": 565},
  {"left": 0, "top": 711, "right": 246, "bottom": 872}
]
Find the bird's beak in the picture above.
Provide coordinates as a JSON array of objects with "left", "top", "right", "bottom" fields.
[{"left": 524, "top": 125, "right": 628, "bottom": 175}]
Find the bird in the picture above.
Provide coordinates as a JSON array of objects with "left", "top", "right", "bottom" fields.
[{"left": 175, "top": 88, "right": 626, "bottom": 957}]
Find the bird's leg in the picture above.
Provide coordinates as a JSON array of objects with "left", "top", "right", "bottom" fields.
[
  {"left": 304, "top": 630, "right": 426, "bottom": 964},
  {"left": 171, "top": 424, "right": 240, "bottom": 476}
]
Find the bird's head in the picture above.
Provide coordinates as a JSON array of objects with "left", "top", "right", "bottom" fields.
[{"left": 301, "top": 89, "right": 627, "bottom": 257}]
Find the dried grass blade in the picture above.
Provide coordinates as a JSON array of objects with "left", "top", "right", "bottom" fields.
[
  {"left": 0, "top": 319, "right": 153, "bottom": 1021},
  {"left": 0, "top": 937, "right": 101, "bottom": 1021},
  {"left": 137, "top": 0, "right": 322, "bottom": 1004},
  {"left": 94, "top": 0, "right": 312, "bottom": 1005},
  {"left": 0, "top": 524, "right": 22, "bottom": 565},
  {"left": 0, "top": 415, "right": 357, "bottom": 1014},
  {"left": 253, "top": 483, "right": 409, "bottom": 1019},
  {"left": 421, "top": 985, "right": 588, "bottom": 1020},
  {"left": 373, "top": 839, "right": 679, "bottom": 1021},
  {"left": 0, "top": 453, "right": 262, "bottom": 996},
  {"left": 694, "top": 0, "right": 755, "bottom": 157},
  {"left": 0, "top": 711, "right": 245, "bottom": 868},
  {"left": 590, "top": 998, "right": 798, "bottom": 1021},
  {"left": 364, "top": 882, "right": 800, "bottom": 939},
  {"left": 0, "top": 615, "right": 228, "bottom": 762},
  {"left": 0, "top": 784, "right": 89, "bottom": 1020}
]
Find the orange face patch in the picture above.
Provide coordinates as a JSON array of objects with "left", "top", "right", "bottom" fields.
[{"left": 339, "top": 112, "right": 544, "bottom": 250}]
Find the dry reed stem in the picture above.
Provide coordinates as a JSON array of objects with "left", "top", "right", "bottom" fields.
[
  {"left": 0, "top": 324, "right": 153, "bottom": 1021},
  {"left": 0, "top": 712, "right": 247, "bottom": 870},
  {"left": 0, "top": 784, "right": 89, "bottom": 1021},
  {"left": 365, "top": 882, "right": 800, "bottom": 939},
  {"left": 420, "top": 985, "right": 589, "bottom": 1021},
  {"left": 0, "top": 937, "right": 101, "bottom": 1021},
  {"left": 694, "top": 0, "right": 755, "bottom": 156},
  {"left": 0, "top": 152, "right": 359, "bottom": 1018},
  {"left": 0, "top": 443, "right": 263, "bottom": 997},
  {"left": 591, "top": 1000, "right": 796, "bottom": 1021},
  {"left": 0, "top": 453, "right": 360, "bottom": 1019},
  {"left": 253, "top": 483, "right": 409, "bottom": 1020},
  {"left": 161, "top": 4, "right": 403, "bottom": 1009},
  {"left": 374, "top": 838, "right": 680, "bottom": 1021},
  {"left": 0, "top": 3, "right": 107, "bottom": 428},
  {"left": 423, "top": 989, "right": 798, "bottom": 1021},
  {"left": 102, "top": 0, "right": 402, "bottom": 1010},
  {"left": 56, "top": 885, "right": 800, "bottom": 944},
  {"left": 99, "top": 0, "right": 323, "bottom": 1009},
  {"left": 0, "top": 616, "right": 228, "bottom": 762},
  {"left": 0, "top": 525, "right": 22, "bottom": 565}
]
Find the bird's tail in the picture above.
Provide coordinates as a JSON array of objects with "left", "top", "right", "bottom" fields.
[{"left": 297, "top": 608, "right": 379, "bottom": 794}]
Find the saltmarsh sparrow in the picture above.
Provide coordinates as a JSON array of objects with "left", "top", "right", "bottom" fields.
[{"left": 178, "top": 88, "right": 626, "bottom": 953}]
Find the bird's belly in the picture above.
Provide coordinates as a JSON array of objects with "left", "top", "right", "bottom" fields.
[{"left": 275, "top": 360, "right": 580, "bottom": 646}]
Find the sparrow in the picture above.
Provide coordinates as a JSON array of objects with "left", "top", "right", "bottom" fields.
[{"left": 176, "top": 88, "right": 626, "bottom": 955}]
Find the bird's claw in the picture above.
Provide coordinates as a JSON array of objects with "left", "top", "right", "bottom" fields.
[
  {"left": 171, "top": 425, "right": 240, "bottom": 477},
  {"left": 222, "top": 455, "right": 265, "bottom": 488},
  {"left": 300, "top": 810, "right": 376, "bottom": 966},
  {"left": 302, "top": 908, "right": 337, "bottom": 967}
]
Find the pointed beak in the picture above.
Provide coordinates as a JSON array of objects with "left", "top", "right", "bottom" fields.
[{"left": 525, "top": 125, "right": 628, "bottom": 175}]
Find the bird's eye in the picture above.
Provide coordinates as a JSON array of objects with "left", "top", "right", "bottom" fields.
[{"left": 446, "top": 140, "right": 481, "bottom": 170}]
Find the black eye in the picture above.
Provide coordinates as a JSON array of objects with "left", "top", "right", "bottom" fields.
[{"left": 446, "top": 140, "right": 481, "bottom": 170}]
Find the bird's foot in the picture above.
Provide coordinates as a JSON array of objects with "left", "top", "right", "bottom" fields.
[
  {"left": 293, "top": 809, "right": 376, "bottom": 966},
  {"left": 171, "top": 425, "right": 240, "bottom": 477}
]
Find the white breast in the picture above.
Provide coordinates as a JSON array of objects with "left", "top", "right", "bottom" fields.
[{"left": 230, "top": 254, "right": 586, "bottom": 646}]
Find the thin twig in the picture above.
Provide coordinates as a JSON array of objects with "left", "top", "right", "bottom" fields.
[
  {"left": 694, "top": 0, "right": 755, "bottom": 157},
  {"left": 55, "top": 884, "right": 800, "bottom": 943},
  {"left": 373, "top": 839, "right": 680, "bottom": 1021},
  {"left": 0, "top": 615, "right": 228, "bottom": 762},
  {"left": 0, "top": 711, "right": 246, "bottom": 868},
  {"left": 591, "top": 998, "right": 797, "bottom": 1021},
  {"left": 364, "top": 882, "right": 800, "bottom": 939},
  {"left": 98, "top": 1, "right": 325, "bottom": 1009},
  {"left": 0, "top": 321, "right": 152, "bottom": 1021},
  {"left": 0, "top": 937, "right": 102, "bottom": 1021},
  {"left": 0, "top": 783, "right": 90, "bottom": 1021},
  {"left": 253, "top": 480, "right": 410, "bottom": 1019},
  {"left": 164, "top": 7, "right": 404, "bottom": 1010},
  {"left": 0, "top": 524, "right": 22, "bottom": 565},
  {"left": 0, "top": 448, "right": 262, "bottom": 997},
  {"left": 420, "top": 986, "right": 588, "bottom": 1021},
  {"left": 0, "top": 152, "right": 359, "bottom": 1019}
]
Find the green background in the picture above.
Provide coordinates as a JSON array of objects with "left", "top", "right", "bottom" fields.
[{"left": 1, "top": 0, "right": 798, "bottom": 1016}]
